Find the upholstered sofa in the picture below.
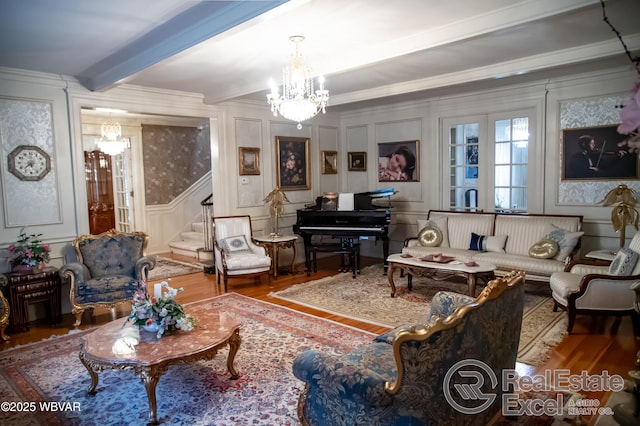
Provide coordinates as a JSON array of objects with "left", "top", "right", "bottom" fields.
[
  {"left": 293, "top": 270, "right": 525, "bottom": 425},
  {"left": 403, "top": 210, "right": 583, "bottom": 282},
  {"left": 60, "top": 229, "right": 156, "bottom": 327}
]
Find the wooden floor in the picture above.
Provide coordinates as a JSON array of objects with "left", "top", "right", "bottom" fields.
[{"left": 2, "top": 253, "right": 638, "bottom": 425}]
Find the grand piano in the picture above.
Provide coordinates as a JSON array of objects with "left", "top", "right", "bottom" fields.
[{"left": 293, "top": 188, "right": 394, "bottom": 273}]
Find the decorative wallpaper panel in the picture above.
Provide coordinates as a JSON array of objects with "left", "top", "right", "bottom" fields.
[
  {"left": 0, "top": 98, "right": 61, "bottom": 226},
  {"left": 142, "top": 124, "right": 211, "bottom": 205},
  {"left": 558, "top": 95, "right": 639, "bottom": 205}
]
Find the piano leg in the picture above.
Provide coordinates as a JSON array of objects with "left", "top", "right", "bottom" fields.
[
  {"left": 303, "top": 236, "right": 312, "bottom": 277},
  {"left": 382, "top": 236, "right": 390, "bottom": 273}
]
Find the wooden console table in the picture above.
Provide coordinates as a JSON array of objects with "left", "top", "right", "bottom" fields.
[{"left": 0, "top": 266, "right": 62, "bottom": 332}]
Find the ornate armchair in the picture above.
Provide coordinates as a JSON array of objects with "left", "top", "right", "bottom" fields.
[
  {"left": 60, "top": 229, "right": 155, "bottom": 328},
  {"left": 0, "top": 290, "right": 9, "bottom": 341},
  {"left": 213, "top": 215, "right": 271, "bottom": 293},
  {"left": 293, "top": 271, "right": 525, "bottom": 425},
  {"left": 550, "top": 231, "right": 640, "bottom": 333}
]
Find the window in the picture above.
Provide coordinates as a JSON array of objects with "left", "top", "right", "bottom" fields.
[
  {"left": 444, "top": 110, "right": 535, "bottom": 212},
  {"left": 494, "top": 117, "right": 528, "bottom": 212}
]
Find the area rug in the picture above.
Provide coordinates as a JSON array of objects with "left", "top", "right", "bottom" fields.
[
  {"left": 269, "top": 265, "right": 568, "bottom": 366},
  {"left": 0, "top": 293, "right": 374, "bottom": 426},
  {"left": 148, "top": 256, "right": 203, "bottom": 280}
]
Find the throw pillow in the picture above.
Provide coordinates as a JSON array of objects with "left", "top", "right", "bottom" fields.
[
  {"left": 543, "top": 224, "right": 584, "bottom": 261},
  {"left": 221, "top": 235, "right": 253, "bottom": 255},
  {"left": 418, "top": 222, "right": 443, "bottom": 247},
  {"left": 608, "top": 248, "right": 639, "bottom": 276},
  {"left": 528, "top": 239, "right": 559, "bottom": 259},
  {"left": 417, "top": 216, "right": 449, "bottom": 247},
  {"left": 469, "top": 233, "right": 507, "bottom": 252}
]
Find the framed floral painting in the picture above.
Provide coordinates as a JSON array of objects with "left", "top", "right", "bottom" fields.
[{"left": 275, "top": 136, "right": 310, "bottom": 190}]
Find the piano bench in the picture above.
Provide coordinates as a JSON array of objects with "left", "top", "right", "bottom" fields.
[{"left": 308, "top": 242, "right": 360, "bottom": 278}]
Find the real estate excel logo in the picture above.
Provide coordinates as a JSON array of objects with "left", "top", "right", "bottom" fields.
[{"left": 444, "top": 359, "right": 624, "bottom": 417}]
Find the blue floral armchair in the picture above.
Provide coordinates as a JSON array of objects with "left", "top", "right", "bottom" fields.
[
  {"left": 60, "top": 229, "right": 155, "bottom": 328},
  {"left": 292, "top": 271, "right": 525, "bottom": 425}
]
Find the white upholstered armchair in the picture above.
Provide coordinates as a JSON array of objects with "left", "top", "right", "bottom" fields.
[
  {"left": 550, "top": 231, "right": 640, "bottom": 333},
  {"left": 213, "top": 215, "right": 271, "bottom": 292}
]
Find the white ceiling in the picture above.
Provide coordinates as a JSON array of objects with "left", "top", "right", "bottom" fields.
[{"left": 1, "top": 0, "right": 639, "bottom": 113}]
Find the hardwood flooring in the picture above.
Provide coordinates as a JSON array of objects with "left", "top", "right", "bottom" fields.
[{"left": 2, "top": 253, "right": 638, "bottom": 425}]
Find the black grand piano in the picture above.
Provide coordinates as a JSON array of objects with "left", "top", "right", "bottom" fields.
[{"left": 293, "top": 188, "right": 394, "bottom": 274}]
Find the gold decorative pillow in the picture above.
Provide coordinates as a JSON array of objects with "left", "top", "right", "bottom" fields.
[
  {"left": 528, "top": 239, "right": 559, "bottom": 259},
  {"left": 418, "top": 226, "right": 442, "bottom": 247}
]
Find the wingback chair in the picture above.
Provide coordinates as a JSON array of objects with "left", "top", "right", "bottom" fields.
[
  {"left": 550, "top": 231, "right": 640, "bottom": 333},
  {"left": 213, "top": 215, "right": 272, "bottom": 292},
  {"left": 60, "top": 229, "right": 156, "bottom": 328},
  {"left": 293, "top": 270, "right": 526, "bottom": 425}
]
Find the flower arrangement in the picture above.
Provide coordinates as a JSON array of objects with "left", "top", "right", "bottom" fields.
[
  {"left": 125, "top": 280, "right": 197, "bottom": 339},
  {"left": 4, "top": 230, "right": 50, "bottom": 271}
]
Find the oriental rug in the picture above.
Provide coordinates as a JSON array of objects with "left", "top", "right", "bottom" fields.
[
  {"left": 148, "top": 256, "right": 203, "bottom": 281},
  {"left": 269, "top": 265, "right": 568, "bottom": 366},
  {"left": 0, "top": 293, "right": 373, "bottom": 426}
]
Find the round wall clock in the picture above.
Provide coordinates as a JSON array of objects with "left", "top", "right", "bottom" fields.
[{"left": 7, "top": 145, "right": 51, "bottom": 181}]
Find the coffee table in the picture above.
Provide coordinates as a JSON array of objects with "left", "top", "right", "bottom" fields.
[
  {"left": 386, "top": 253, "right": 496, "bottom": 297},
  {"left": 79, "top": 305, "right": 241, "bottom": 425}
]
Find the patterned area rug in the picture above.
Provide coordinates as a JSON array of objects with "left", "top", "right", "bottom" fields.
[
  {"left": 0, "top": 293, "right": 374, "bottom": 426},
  {"left": 148, "top": 256, "right": 203, "bottom": 281},
  {"left": 270, "top": 265, "right": 568, "bottom": 366}
]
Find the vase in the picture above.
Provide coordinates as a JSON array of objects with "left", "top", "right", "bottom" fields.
[
  {"left": 12, "top": 264, "right": 34, "bottom": 274},
  {"left": 141, "top": 323, "right": 159, "bottom": 333}
]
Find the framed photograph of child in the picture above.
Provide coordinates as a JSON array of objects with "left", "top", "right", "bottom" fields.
[
  {"left": 238, "top": 147, "right": 260, "bottom": 175},
  {"left": 377, "top": 141, "right": 419, "bottom": 182},
  {"left": 561, "top": 125, "right": 638, "bottom": 180},
  {"left": 275, "top": 136, "right": 310, "bottom": 190},
  {"left": 321, "top": 151, "right": 337, "bottom": 174},
  {"left": 348, "top": 152, "right": 367, "bottom": 171}
]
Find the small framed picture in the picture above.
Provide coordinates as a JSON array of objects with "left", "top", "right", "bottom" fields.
[
  {"left": 321, "top": 151, "right": 337, "bottom": 174},
  {"left": 276, "top": 136, "right": 310, "bottom": 190},
  {"left": 239, "top": 147, "right": 260, "bottom": 175},
  {"left": 348, "top": 152, "right": 367, "bottom": 171},
  {"left": 378, "top": 141, "right": 419, "bottom": 182}
]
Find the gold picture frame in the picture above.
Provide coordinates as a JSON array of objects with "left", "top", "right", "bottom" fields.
[
  {"left": 321, "top": 150, "right": 337, "bottom": 174},
  {"left": 239, "top": 147, "right": 260, "bottom": 175},
  {"left": 275, "top": 136, "right": 310, "bottom": 190},
  {"left": 348, "top": 152, "right": 367, "bottom": 171}
]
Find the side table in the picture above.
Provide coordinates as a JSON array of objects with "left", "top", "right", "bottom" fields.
[
  {"left": 1, "top": 266, "right": 62, "bottom": 332},
  {"left": 254, "top": 235, "right": 298, "bottom": 278}
]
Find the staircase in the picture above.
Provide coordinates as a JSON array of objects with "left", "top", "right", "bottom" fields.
[{"left": 168, "top": 222, "right": 211, "bottom": 259}]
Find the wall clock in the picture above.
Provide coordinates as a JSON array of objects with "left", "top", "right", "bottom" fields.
[{"left": 7, "top": 145, "right": 51, "bottom": 181}]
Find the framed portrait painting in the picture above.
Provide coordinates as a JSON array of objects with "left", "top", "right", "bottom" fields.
[
  {"left": 238, "top": 147, "right": 260, "bottom": 175},
  {"left": 321, "top": 150, "right": 337, "bottom": 174},
  {"left": 275, "top": 136, "right": 310, "bottom": 190},
  {"left": 561, "top": 125, "right": 638, "bottom": 180},
  {"left": 348, "top": 152, "right": 367, "bottom": 171},
  {"left": 377, "top": 140, "right": 419, "bottom": 182}
]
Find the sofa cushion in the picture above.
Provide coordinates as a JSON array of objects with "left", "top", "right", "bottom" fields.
[
  {"left": 543, "top": 224, "right": 584, "bottom": 261},
  {"left": 528, "top": 239, "right": 559, "bottom": 259},
  {"left": 441, "top": 214, "right": 494, "bottom": 249},
  {"left": 608, "top": 248, "right": 639, "bottom": 276},
  {"left": 221, "top": 235, "right": 253, "bottom": 255},
  {"left": 473, "top": 252, "right": 566, "bottom": 276}
]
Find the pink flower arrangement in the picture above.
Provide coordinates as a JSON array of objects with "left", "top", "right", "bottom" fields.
[
  {"left": 618, "top": 77, "right": 640, "bottom": 135},
  {"left": 4, "top": 230, "right": 50, "bottom": 270}
]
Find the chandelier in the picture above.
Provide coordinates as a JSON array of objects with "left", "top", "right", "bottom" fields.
[
  {"left": 96, "top": 118, "right": 130, "bottom": 156},
  {"left": 267, "top": 36, "right": 329, "bottom": 130}
]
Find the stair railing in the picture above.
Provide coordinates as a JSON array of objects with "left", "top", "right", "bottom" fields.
[{"left": 200, "top": 194, "right": 214, "bottom": 252}]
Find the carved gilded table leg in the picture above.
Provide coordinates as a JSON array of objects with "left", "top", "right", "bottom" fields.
[
  {"left": 139, "top": 366, "right": 165, "bottom": 425},
  {"left": 78, "top": 350, "right": 100, "bottom": 394},
  {"left": 387, "top": 263, "right": 398, "bottom": 297},
  {"left": 227, "top": 328, "right": 241, "bottom": 379}
]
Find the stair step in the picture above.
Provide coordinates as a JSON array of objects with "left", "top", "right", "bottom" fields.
[
  {"left": 191, "top": 222, "right": 205, "bottom": 233},
  {"left": 180, "top": 231, "right": 204, "bottom": 241}
]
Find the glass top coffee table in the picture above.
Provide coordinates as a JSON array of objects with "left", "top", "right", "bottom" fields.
[
  {"left": 387, "top": 253, "right": 496, "bottom": 297},
  {"left": 79, "top": 305, "right": 241, "bottom": 425}
]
